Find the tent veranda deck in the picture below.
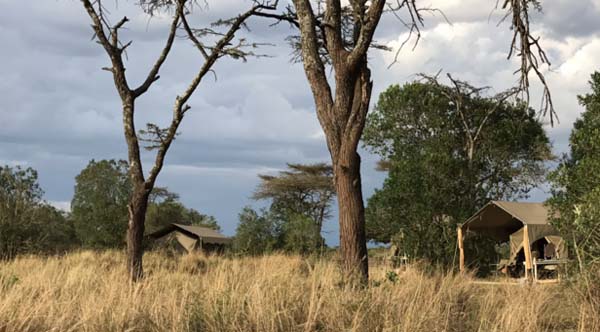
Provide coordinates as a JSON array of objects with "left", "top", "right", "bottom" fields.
[{"left": 458, "top": 201, "right": 566, "bottom": 277}]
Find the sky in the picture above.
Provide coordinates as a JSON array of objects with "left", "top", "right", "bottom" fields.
[{"left": 1, "top": 0, "right": 599, "bottom": 245}]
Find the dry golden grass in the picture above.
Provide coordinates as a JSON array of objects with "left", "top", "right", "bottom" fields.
[{"left": 0, "top": 250, "right": 597, "bottom": 332}]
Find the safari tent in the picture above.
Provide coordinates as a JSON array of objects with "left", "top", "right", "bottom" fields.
[
  {"left": 147, "top": 223, "right": 232, "bottom": 253},
  {"left": 458, "top": 201, "right": 566, "bottom": 277}
]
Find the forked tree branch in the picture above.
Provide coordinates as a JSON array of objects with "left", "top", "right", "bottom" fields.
[
  {"left": 84, "top": 0, "right": 279, "bottom": 190},
  {"left": 133, "top": 4, "right": 182, "bottom": 97},
  {"left": 180, "top": 7, "right": 210, "bottom": 59},
  {"left": 145, "top": 1, "right": 279, "bottom": 187},
  {"left": 347, "top": 0, "right": 385, "bottom": 67},
  {"left": 419, "top": 72, "right": 521, "bottom": 159},
  {"left": 502, "top": 0, "right": 556, "bottom": 124}
]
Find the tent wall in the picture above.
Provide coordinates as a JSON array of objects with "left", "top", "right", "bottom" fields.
[
  {"left": 509, "top": 225, "right": 565, "bottom": 264},
  {"left": 175, "top": 232, "right": 199, "bottom": 253},
  {"left": 545, "top": 235, "right": 567, "bottom": 259}
]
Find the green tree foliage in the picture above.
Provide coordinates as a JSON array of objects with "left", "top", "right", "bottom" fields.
[
  {"left": 363, "top": 81, "right": 552, "bottom": 265},
  {"left": 282, "top": 213, "right": 323, "bottom": 254},
  {"left": 232, "top": 207, "right": 324, "bottom": 255},
  {"left": 71, "top": 160, "right": 132, "bottom": 248},
  {"left": 548, "top": 72, "right": 600, "bottom": 265},
  {"left": 146, "top": 188, "right": 220, "bottom": 233},
  {"left": 0, "top": 165, "right": 76, "bottom": 258},
  {"left": 31, "top": 204, "right": 77, "bottom": 253},
  {"left": 232, "top": 207, "right": 282, "bottom": 255},
  {"left": 253, "top": 163, "right": 335, "bottom": 233},
  {"left": 72, "top": 159, "right": 220, "bottom": 248},
  {"left": 251, "top": 163, "right": 334, "bottom": 253}
]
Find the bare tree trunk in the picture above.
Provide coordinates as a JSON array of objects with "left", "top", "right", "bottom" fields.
[
  {"left": 335, "top": 150, "right": 368, "bottom": 280},
  {"left": 82, "top": 0, "right": 277, "bottom": 282},
  {"left": 122, "top": 99, "right": 150, "bottom": 281},
  {"left": 264, "top": 0, "right": 553, "bottom": 281},
  {"left": 284, "top": 0, "right": 384, "bottom": 282},
  {"left": 126, "top": 188, "right": 149, "bottom": 281}
]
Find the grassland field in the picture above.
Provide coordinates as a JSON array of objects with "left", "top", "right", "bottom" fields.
[{"left": 0, "top": 250, "right": 598, "bottom": 332}]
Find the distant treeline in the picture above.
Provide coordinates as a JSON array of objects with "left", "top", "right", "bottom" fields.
[
  {"left": 0, "top": 160, "right": 219, "bottom": 259},
  {"left": 2, "top": 74, "right": 599, "bottom": 267}
]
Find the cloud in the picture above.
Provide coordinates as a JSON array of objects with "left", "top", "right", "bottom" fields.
[
  {"left": 535, "top": 0, "right": 600, "bottom": 39},
  {"left": 48, "top": 201, "right": 71, "bottom": 213},
  {"left": 1, "top": 0, "right": 599, "bottom": 245}
]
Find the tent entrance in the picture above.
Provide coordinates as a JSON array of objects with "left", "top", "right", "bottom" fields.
[{"left": 458, "top": 201, "right": 566, "bottom": 280}]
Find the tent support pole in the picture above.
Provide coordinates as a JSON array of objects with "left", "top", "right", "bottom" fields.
[
  {"left": 458, "top": 227, "right": 465, "bottom": 273},
  {"left": 523, "top": 225, "right": 533, "bottom": 278}
]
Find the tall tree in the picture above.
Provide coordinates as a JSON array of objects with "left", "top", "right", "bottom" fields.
[
  {"left": 253, "top": 163, "right": 335, "bottom": 235},
  {"left": 362, "top": 80, "right": 552, "bottom": 264},
  {"left": 548, "top": 72, "right": 600, "bottom": 266},
  {"left": 0, "top": 166, "right": 43, "bottom": 258},
  {"left": 257, "top": 0, "right": 554, "bottom": 280},
  {"left": 1, "top": 165, "right": 76, "bottom": 258},
  {"left": 71, "top": 159, "right": 131, "bottom": 248},
  {"left": 80, "top": 0, "right": 276, "bottom": 281}
]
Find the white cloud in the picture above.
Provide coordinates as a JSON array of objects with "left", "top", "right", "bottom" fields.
[
  {"left": 48, "top": 200, "right": 71, "bottom": 213},
  {"left": 1, "top": 0, "right": 599, "bottom": 245},
  {"left": 0, "top": 160, "right": 29, "bottom": 167}
]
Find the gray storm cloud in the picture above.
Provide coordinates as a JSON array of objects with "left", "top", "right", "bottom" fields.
[{"left": 1, "top": 0, "right": 598, "bottom": 243}]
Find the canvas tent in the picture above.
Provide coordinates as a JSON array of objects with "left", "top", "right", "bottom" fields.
[
  {"left": 147, "top": 223, "right": 232, "bottom": 253},
  {"left": 458, "top": 201, "right": 566, "bottom": 274}
]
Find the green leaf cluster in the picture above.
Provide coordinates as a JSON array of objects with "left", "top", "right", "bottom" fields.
[
  {"left": 548, "top": 72, "right": 600, "bottom": 265},
  {"left": 236, "top": 163, "right": 334, "bottom": 255},
  {"left": 363, "top": 81, "right": 552, "bottom": 265},
  {"left": 71, "top": 159, "right": 220, "bottom": 249},
  {"left": 71, "top": 160, "right": 132, "bottom": 248},
  {"left": 232, "top": 206, "right": 325, "bottom": 256},
  {"left": 0, "top": 166, "right": 76, "bottom": 258},
  {"left": 232, "top": 207, "right": 283, "bottom": 255}
]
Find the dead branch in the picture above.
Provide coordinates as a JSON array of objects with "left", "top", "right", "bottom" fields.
[
  {"left": 418, "top": 72, "right": 522, "bottom": 160},
  {"left": 502, "top": 0, "right": 556, "bottom": 124},
  {"left": 145, "top": 0, "right": 279, "bottom": 187}
]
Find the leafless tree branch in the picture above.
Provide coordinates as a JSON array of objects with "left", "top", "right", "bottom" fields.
[
  {"left": 145, "top": 0, "right": 279, "bottom": 187},
  {"left": 502, "top": 0, "right": 556, "bottom": 124},
  {"left": 133, "top": 4, "right": 182, "bottom": 97}
]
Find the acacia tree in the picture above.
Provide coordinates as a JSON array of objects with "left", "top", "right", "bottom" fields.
[
  {"left": 257, "top": 0, "right": 554, "bottom": 281},
  {"left": 253, "top": 163, "right": 335, "bottom": 234},
  {"left": 80, "top": 0, "right": 276, "bottom": 281}
]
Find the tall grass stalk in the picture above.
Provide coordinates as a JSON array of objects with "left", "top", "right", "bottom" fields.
[{"left": 0, "top": 251, "right": 596, "bottom": 332}]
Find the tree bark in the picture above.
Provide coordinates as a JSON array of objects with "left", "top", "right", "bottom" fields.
[
  {"left": 126, "top": 188, "right": 149, "bottom": 281},
  {"left": 283, "top": 0, "right": 383, "bottom": 282},
  {"left": 122, "top": 99, "right": 150, "bottom": 281},
  {"left": 335, "top": 150, "right": 368, "bottom": 280}
]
